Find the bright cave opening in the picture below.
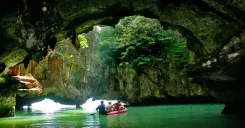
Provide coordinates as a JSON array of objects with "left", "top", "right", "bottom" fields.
[
  {"left": 23, "top": 98, "right": 76, "bottom": 113},
  {"left": 22, "top": 98, "right": 124, "bottom": 114}
]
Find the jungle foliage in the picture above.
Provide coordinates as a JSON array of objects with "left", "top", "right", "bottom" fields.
[
  {"left": 99, "top": 16, "right": 188, "bottom": 72},
  {"left": 78, "top": 34, "right": 88, "bottom": 48}
]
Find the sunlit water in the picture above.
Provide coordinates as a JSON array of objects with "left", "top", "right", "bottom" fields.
[{"left": 1, "top": 104, "right": 245, "bottom": 128}]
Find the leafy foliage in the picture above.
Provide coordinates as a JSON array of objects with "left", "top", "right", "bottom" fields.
[
  {"left": 0, "top": 77, "right": 6, "bottom": 85},
  {"left": 99, "top": 16, "right": 188, "bottom": 72},
  {"left": 78, "top": 34, "right": 88, "bottom": 48},
  {"left": 99, "top": 26, "right": 118, "bottom": 63}
]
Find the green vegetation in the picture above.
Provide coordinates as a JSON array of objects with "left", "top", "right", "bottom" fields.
[
  {"left": 55, "top": 40, "right": 75, "bottom": 63},
  {"left": 0, "top": 92, "right": 15, "bottom": 117},
  {"left": 0, "top": 76, "right": 18, "bottom": 90},
  {"left": 0, "top": 77, "right": 7, "bottom": 85},
  {"left": 99, "top": 26, "right": 117, "bottom": 63},
  {"left": 0, "top": 49, "right": 27, "bottom": 75},
  {"left": 78, "top": 34, "right": 88, "bottom": 48},
  {"left": 99, "top": 16, "right": 188, "bottom": 73}
]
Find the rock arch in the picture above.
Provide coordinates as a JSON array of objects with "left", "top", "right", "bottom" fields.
[{"left": 1, "top": 0, "right": 245, "bottom": 116}]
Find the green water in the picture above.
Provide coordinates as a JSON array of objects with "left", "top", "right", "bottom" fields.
[{"left": 0, "top": 104, "right": 244, "bottom": 128}]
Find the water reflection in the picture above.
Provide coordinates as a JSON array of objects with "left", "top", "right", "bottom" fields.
[
  {"left": 1, "top": 104, "right": 244, "bottom": 128},
  {"left": 83, "top": 114, "right": 100, "bottom": 128},
  {"left": 106, "top": 113, "right": 128, "bottom": 127}
]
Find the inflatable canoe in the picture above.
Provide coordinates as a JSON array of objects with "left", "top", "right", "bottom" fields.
[{"left": 107, "top": 109, "right": 128, "bottom": 115}]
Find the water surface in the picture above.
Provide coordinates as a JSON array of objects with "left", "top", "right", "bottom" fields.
[{"left": 0, "top": 104, "right": 244, "bottom": 128}]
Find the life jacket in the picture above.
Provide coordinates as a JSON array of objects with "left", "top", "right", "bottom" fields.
[{"left": 114, "top": 103, "right": 122, "bottom": 111}]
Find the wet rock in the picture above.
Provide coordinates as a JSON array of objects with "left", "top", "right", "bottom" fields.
[
  {"left": 0, "top": 49, "right": 27, "bottom": 76},
  {"left": 8, "top": 65, "right": 20, "bottom": 76},
  {"left": 15, "top": 0, "right": 62, "bottom": 62},
  {"left": 185, "top": 31, "right": 245, "bottom": 115},
  {"left": 221, "top": 102, "right": 245, "bottom": 115},
  {"left": 12, "top": 74, "right": 42, "bottom": 97}
]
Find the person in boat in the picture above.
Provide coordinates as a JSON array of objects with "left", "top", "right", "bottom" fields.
[
  {"left": 96, "top": 101, "right": 107, "bottom": 114},
  {"left": 113, "top": 100, "right": 126, "bottom": 112},
  {"left": 106, "top": 102, "right": 113, "bottom": 112}
]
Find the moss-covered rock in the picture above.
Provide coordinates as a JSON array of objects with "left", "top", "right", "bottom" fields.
[
  {"left": 55, "top": 0, "right": 242, "bottom": 57},
  {"left": 185, "top": 30, "right": 245, "bottom": 115},
  {"left": 0, "top": 49, "right": 27, "bottom": 76},
  {"left": 0, "top": 91, "right": 15, "bottom": 117},
  {"left": 0, "top": 76, "right": 18, "bottom": 117},
  {"left": 159, "top": 4, "right": 239, "bottom": 56},
  {"left": 109, "top": 60, "right": 209, "bottom": 104},
  {"left": 16, "top": 29, "right": 101, "bottom": 105},
  {"left": 0, "top": 73, "right": 42, "bottom": 117}
]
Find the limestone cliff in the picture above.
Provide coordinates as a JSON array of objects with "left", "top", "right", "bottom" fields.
[
  {"left": 109, "top": 62, "right": 208, "bottom": 105},
  {"left": 15, "top": 28, "right": 104, "bottom": 106},
  {"left": 185, "top": 31, "right": 245, "bottom": 115}
]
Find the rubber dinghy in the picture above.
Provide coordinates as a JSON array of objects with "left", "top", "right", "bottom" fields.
[{"left": 107, "top": 109, "right": 128, "bottom": 115}]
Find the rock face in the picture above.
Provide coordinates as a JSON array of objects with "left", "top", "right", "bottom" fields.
[
  {"left": 0, "top": 48, "right": 28, "bottom": 117},
  {"left": 54, "top": 0, "right": 243, "bottom": 56},
  {"left": 0, "top": 53, "right": 42, "bottom": 117},
  {"left": 53, "top": 0, "right": 245, "bottom": 114},
  {"left": 0, "top": 73, "right": 42, "bottom": 117},
  {"left": 15, "top": 0, "right": 62, "bottom": 63},
  {"left": 15, "top": 30, "right": 101, "bottom": 106},
  {"left": 185, "top": 31, "right": 245, "bottom": 115},
  {"left": 0, "top": 0, "right": 245, "bottom": 115},
  {"left": 109, "top": 62, "right": 210, "bottom": 105},
  {"left": 12, "top": 74, "right": 42, "bottom": 97},
  {"left": 14, "top": 27, "right": 212, "bottom": 108}
]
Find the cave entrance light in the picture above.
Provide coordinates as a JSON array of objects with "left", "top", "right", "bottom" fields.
[{"left": 23, "top": 98, "right": 76, "bottom": 113}]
